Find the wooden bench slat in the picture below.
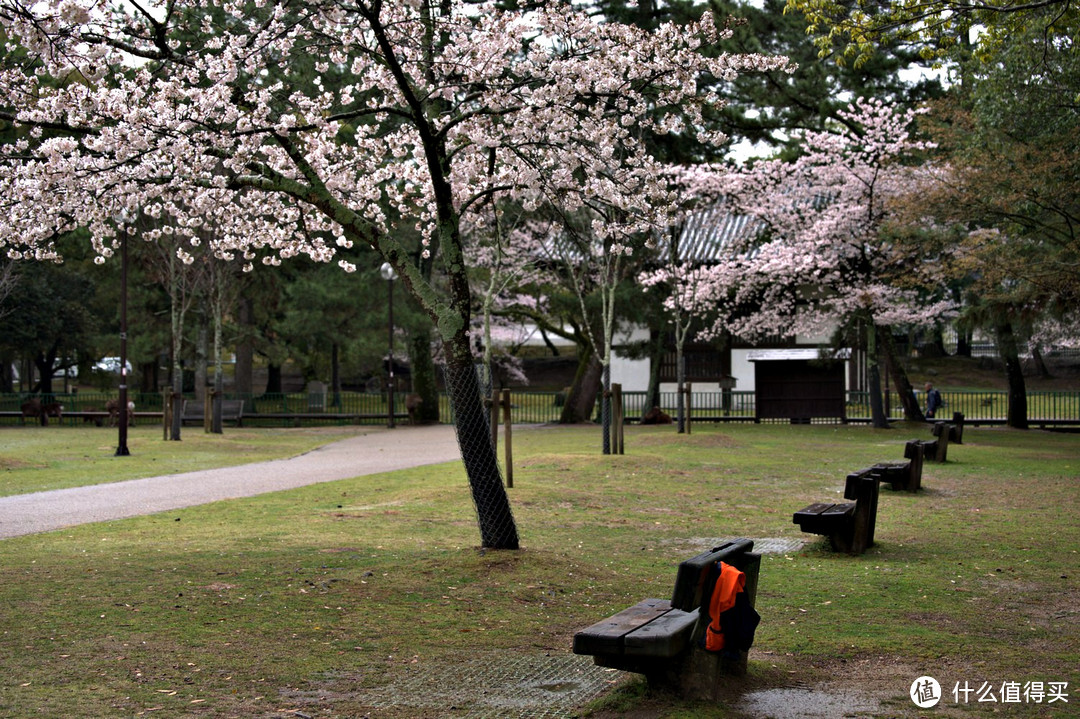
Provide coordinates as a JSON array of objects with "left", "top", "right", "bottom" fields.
[
  {"left": 572, "top": 598, "right": 671, "bottom": 655},
  {"left": 793, "top": 502, "right": 838, "bottom": 517},
  {"left": 793, "top": 502, "right": 855, "bottom": 535},
  {"left": 872, "top": 459, "right": 920, "bottom": 492},
  {"left": 623, "top": 607, "right": 699, "bottom": 658}
]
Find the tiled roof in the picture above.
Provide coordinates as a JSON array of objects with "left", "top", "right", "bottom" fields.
[{"left": 657, "top": 202, "right": 764, "bottom": 264}]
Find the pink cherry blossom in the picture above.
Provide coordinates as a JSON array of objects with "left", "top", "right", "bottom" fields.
[
  {"left": 664, "top": 98, "right": 954, "bottom": 344},
  {"left": 0, "top": 0, "right": 794, "bottom": 545}
]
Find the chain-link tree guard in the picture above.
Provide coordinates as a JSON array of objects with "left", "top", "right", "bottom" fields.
[{"left": 443, "top": 357, "right": 520, "bottom": 550}]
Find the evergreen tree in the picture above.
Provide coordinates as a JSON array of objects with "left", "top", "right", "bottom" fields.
[{"left": 713, "top": 0, "right": 944, "bottom": 158}]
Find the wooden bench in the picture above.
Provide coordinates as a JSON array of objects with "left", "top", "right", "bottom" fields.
[
  {"left": 792, "top": 471, "right": 880, "bottom": 555},
  {"left": 573, "top": 539, "right": 761, "bottom": 699},
  {"left": 869, "top": 441, "right": 925, "bottom": 492},
  {"left": 911, "top": 422, "right": 952, "bottom": 464},
  {"left": 943, "top": 411, "right": 964, "bottom": 444},
  {"left": 870, "top": 460, "right": 920, "bottom": 493},
  {"left": 927, "top": 422, "right": 954, "bottom": 462},
  {"left": 182, "top": 399, "right": 245, "bottom": 427}
]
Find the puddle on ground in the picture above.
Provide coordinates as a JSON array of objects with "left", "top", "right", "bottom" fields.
[{"left": 736, "top": 687, "right": 882, "bottom": 719}]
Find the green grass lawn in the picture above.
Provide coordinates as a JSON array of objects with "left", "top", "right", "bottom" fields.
[
  {"left": 0, "top": 425, "right": 372, "bottom": 497},
  {"left": 0, "top": 423, "right": 1076, "bottom": 718}
]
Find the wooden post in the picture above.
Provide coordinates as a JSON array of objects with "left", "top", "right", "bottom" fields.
[
  {"left": 162, "top": 389, "right": 170, "bottom": 441},
  {"left": 611, "top": 383, "right": 620, "bottom": 455},
  {"left": 203, "top": 392, "right": 212, "bottom": 433},
  {"left": 685, "top": 382, "right": 693, "bottom": 435},
  {"left": 612, "top": 383, "right": 624, "bottom": 455},
  {"left": 619, "top": 387, "right": 624, "bottom": 453},
  {"left": 502, "top": 389, "right": 513, "bottom": 488},
  {"left": 619, "top": 384, "right": 625, "bottom": 454}
]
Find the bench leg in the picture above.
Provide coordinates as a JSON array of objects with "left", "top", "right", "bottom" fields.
[
  {"left": 848, "top": 477, "right": 878, "bottom": 555},
  {"left": 644, "top": 644, "right": 748, "bottom": 701},
  {"left": 935, "top": 432, "right": 950, "bottom": 462},
  {"left": 829, "top": 530, "right": 853, "bottom": 554}
]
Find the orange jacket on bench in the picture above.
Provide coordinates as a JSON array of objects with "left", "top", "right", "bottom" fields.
[{"left": 704, "top": 561, "right": 758, "bottom": 653}]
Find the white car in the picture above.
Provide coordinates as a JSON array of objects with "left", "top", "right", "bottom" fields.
[{"left": 94, "top": 357, "right": 132, "bottom": 374}]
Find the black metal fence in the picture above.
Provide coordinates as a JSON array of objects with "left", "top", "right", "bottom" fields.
[{"left": 2, "top": 389, "right": 1078, "bottom": 427}]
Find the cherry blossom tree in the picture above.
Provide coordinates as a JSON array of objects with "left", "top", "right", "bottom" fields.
[
  {"left": 461, "top": 206, "right": 544, "bottom": 395},
  {"left": 688, "top": 98, "right": 954, "bottom": 427},
  {"left": 0, "top": 0, "right": 792, "bottom": 548},
  {"left": 638, "top": 188, "right": 732, "bottom": 432},
  {"left": 468, "top": 207, "right": 643, "bottom": 450},
  {"left": 542, "top": 214, "right": 641, "bottom": 453}
]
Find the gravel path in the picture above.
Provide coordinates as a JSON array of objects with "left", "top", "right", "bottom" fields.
[{"left": 0, "top": 424, "right": 462, "bottom": 539}]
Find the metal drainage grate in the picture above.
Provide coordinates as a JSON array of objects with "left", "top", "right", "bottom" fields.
[
  {"left": 683, "top": 537, "right": 807, "bottom": 555},
  {"left": 745, "top": 537, "right": 807, "bottom": 554},
  {"left": 358, "top": 651, "right": 622, "bottom": 718}
]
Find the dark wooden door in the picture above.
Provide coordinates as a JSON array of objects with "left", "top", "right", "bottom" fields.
[{"left": 755, "top": 360, "right": 846, "bottom": 422}]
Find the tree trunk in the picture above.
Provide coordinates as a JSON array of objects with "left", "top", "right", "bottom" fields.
[
  {"left": 265, "top": 363, "right": 282, "bottom": 394},
  {"left": 643, "top": 329, "right": 664, "bottom": 417},
  {"left": 195, "top": 313, "right": 208, "bottom": 405},
  {"left": 234, "top": 297, "right": 254, "bottom": 396},
  {"left": 33, "top": 349, "right": 56, "bottom": 396},
  {"left": 956, "top": 329, "right": 972, "bottom": 357},
  {"left": 867, "top": 324, "right": 889, "bottom": 429},
  {"left": 170, "top": 365, "right": 183, "bottom": 441},
  {"left": 169, "top": 258, "right": 185, "bottom": 441},
  {"left": 408, "top": 328, "right": 441, "bottom": 423},
  {"left": 330, "top": 342, "right": 342, "bottom": 409},
  {"left": 881, "top": 329, "right": 924, "bottom": 421},
  {"left": 676, "top": 342, "right": 686, "bottom": 434},
  {"left": 560, "top": 345, "right": 602, "bottom": 424},
  {"left": 1030, "top": 344, "right": 1051, "bottom": 379},
  {"left": 443, "top": 344, "right": 519, "bottom": 549},
  {"left": 211, "top": 299, "right": 224, "bottom": 434},
  {"left": 601, "top": 362, "right": 611, "bottom": 454},
  {"left": 539, "top": 327, "right": 560, "bottom": 356},
  {"left": 0, "top": 354, "right": 13, "bottom": 393},
  {"left": 719, "top": 333, "right": 733, "bottom": 412},
  {"left": 951, "top": 288, "right": 971, "bottom": 357},
  {"left": 139, "top": 360, "right": 157, "bottom": 393},
  {"left": 996, "top": 320, "right": 1029, "bottom": 429}
]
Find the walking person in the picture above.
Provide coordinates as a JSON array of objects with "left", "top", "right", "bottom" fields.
[{"left": 924, "top": 382, "right": 943, "bottom": 419}]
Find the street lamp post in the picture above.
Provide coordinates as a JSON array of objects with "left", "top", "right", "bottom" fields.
[
  {"left": 379, "top": 262, "right": 398, "bottom": 429},
  {"left": 115, "top": 211, "right": 132, "bottom": 456}
]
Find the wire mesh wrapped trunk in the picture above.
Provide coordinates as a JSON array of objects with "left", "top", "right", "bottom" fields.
[{"left": 443, "top": 352, "right": 520, "bottom": 550}]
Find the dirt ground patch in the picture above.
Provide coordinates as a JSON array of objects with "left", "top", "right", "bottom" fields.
[
  {"left": 0, "top": 456, "right": 47, "bottom": 470},
  {"left": 634, "top": 432, "right": 743, "bottom": 449}
]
